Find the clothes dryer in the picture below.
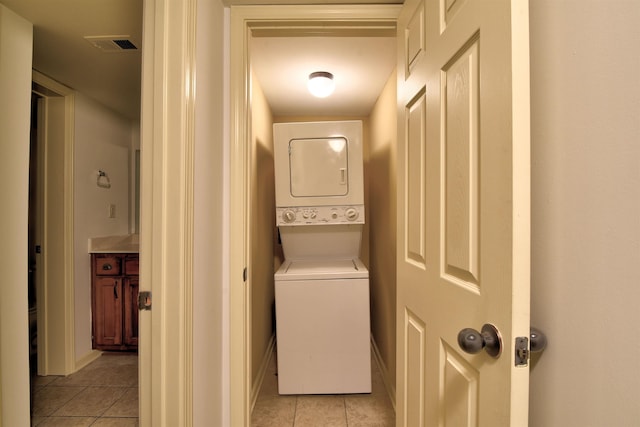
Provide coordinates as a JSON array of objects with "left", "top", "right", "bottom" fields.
[{"left": 274, "top": 120, "right": 364, "bottom": 210}]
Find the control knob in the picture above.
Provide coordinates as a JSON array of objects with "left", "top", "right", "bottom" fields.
[
  {"left": 345, "top": 208, "right": 359, "bottom": 221},
  {"left": 282, "top": 209, "right": 296, "bottom": 223}
]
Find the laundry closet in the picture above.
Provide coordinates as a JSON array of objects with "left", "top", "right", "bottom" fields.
[{"left": 248, "top": 34, "right": 398, "bottom": 401}]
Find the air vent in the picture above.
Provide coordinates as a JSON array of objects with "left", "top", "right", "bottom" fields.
[{"left": 84, "top": 36, "right": 139, "bottom": 53}]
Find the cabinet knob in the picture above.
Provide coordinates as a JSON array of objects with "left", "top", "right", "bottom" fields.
[{"left": 102, "top": 263, "right": 113, "bottom": 270}]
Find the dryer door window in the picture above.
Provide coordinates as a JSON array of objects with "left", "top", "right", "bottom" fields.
[{"left": 289, "top": 138, "right": 348, "bottom": 197}]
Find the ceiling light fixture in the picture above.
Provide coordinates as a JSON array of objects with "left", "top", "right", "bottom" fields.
[{"left": 308, "top": 71, "right": 335, "bottom": 98}]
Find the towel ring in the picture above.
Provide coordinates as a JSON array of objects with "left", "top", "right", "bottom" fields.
[{"left": 97, "top": 170, "right": 111, "bottom": 189}]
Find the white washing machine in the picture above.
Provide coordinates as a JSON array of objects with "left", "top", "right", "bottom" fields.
[
  {"left": 275, "top": 258, "right": 371, "bottom": 395},
  {"left": 273, "top": 121, "right": 371, "bottom": 395}
]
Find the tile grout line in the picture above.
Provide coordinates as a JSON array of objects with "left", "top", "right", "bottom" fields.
[
  {"left": 292, "top": 395, "right": 298, "bottom": 427},
  {"left": 343, "top": 396, "right": 349, "bottom": 427}
]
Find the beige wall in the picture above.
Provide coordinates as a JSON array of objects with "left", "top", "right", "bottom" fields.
[
  {"left": 250, "top": 70, "right": 278, "bottom": 397},
  {"left": 0, "top": 4, "right": 32, "bottom": 425},
  {"left": 367, "top": 69, "right": 397, "bottom": 400},
  {"left": 529, "top": 1, "right": 640, "bottom": 425}
]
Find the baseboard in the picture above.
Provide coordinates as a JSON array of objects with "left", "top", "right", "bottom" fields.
[
  {"left": 74, "top": 349, "right": 102, "bottom": 373},
  {"left": 371, "top": 335, "right": 396, "bottom": 411},
  {"left": 251, "top": 334, "right": 276, "bottom": 413}
]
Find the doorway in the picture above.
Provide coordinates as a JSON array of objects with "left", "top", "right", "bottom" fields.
[
  {"left": 28, "top": 71, "right": 142, "bottom": 423},
  {"left": 228, "top": 4, "right": 401, "bottom": 425},
  {"left": 28, "top": 90, "right": 42, "bottom": 416},
  {"left": 29, "top": 72, "right": 76, "bottom": 378}
]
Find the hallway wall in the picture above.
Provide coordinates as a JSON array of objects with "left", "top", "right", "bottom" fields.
[
  {"left": 0, "top": 4, "right": 33, "bottom": 425},
  {"left": 529, "top": 1, "right": 640, "bottom": 425},
  {"left": 368, "top": 69, "right": 398, "bottom": 401},
  {"left": 250, "top": 69, "right": 277, "bottom": 397}
]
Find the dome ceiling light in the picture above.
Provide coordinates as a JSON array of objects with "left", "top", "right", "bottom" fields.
[{"left": 307, "top": 71, "right": 335, "bottom": 98}]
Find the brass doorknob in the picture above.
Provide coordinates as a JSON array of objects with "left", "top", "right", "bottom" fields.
[{"left": 457, "top": 323, "right": 502, "bottom": 358}]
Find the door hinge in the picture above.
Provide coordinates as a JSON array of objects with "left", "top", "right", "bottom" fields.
[
  {"left": 243, "top": 267, "right": 247, "bottom": 282},
  {"left": 138, "top": 291, "right": 152, "bottom": 311},
  {"left": 515, "top": 336, "right": 529, "bottom": 366}
]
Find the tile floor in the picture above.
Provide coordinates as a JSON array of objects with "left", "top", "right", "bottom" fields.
[
  {"left": 251, "top": 351, "right": 396, "bottom": 427},
  {"left": 31, "top": 349, "right": 394, "bottom": 426},
  {"left": 31, "top": 352, "right": 138, "bottom": 427}
]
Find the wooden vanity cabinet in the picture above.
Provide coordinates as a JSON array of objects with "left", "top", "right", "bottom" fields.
[{"left": 91, "top": 253, "right": 139, "bottom": 351}]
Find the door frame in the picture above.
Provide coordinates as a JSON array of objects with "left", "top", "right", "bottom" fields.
[
  {"left": 138, "top": 0, "right": 198, "bottom": 424},
  {"left": 31, "top": 71, "right": 78, "bottom": 376},
  {"left": 229, "top": 5, "right": 400, "bottom": 425}
]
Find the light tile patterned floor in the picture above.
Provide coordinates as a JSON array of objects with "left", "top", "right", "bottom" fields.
[
  {"left": 252, "top": 351, "right": 396, "bottom": 427},
  {"left": 31, "top": 353, "right": 138, "bottom": 427},
  {"left": 32, "top": 350, "right": 394, "bottom": 426}
]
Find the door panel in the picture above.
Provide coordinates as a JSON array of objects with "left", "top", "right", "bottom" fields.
[
  {"left": 396, "top": 0, "right": 531, "bottom": 425},
  {"left": 406, "top": 91, "right": 427, "bottom": 267},
  {"left": 443, "top": 38, "right": 479, "bottom": 288},
  {"left": 404, "top": 311, "right": 425, "bottom": 427},
  {"left": 441, "top": 342, "right": 479, "bottom": 426}
]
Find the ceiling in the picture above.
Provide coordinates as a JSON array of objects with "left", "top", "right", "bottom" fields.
[
  {"left": 1, "top": 0, "right": 143, "bottom": 120},
  {"left": 1, "top": 0, "right": 397, "bottom": 121},
  {"left": 251, "top": 36, "right": 395, "bottom": 117}
]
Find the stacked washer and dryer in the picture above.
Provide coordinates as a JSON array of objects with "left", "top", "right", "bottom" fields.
[{"left": 274, "top": 120, "right": 371, "bottom": 395}]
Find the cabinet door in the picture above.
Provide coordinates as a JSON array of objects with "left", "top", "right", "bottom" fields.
[
  {"left": 94, "top": 277, "right": 123, "bottom": 347},
  {"left": 124, "top": 277, "right": 139, "bottom": 346}
]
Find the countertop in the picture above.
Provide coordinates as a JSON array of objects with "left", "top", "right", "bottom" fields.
[{"left": 88, "top": 234, "right": 139, "bottom": 253}]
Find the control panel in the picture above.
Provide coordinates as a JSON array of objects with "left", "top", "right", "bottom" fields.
[{"left": 276, "top": 205, "right": 365, "bottom": 226}]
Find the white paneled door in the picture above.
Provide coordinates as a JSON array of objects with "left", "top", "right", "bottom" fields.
[{"left": 396, "top": 0, "right": 531, "bottom": 425}]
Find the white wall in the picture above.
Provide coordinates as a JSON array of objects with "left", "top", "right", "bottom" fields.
[
  {"left": 0, "top": 4, "right": 32, "bottom": 426},
  {"left": 73, "top": 93, "right": 132, "bottom": 360},
  {"left": 529, "top": 1, "right": 640, "bottom": 425}
]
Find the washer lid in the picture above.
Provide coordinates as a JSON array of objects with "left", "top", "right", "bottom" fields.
[{"left": 275, "top": 258, "right": 368, "bottom": 280}]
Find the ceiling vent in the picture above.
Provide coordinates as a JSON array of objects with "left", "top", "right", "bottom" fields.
[{"left": 84, "top": 36, "right": 139, "bottom": 53}]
